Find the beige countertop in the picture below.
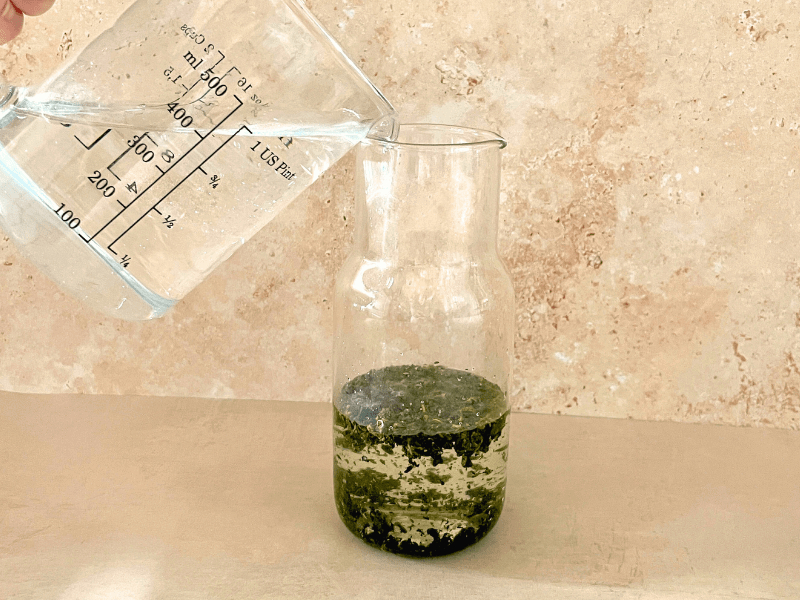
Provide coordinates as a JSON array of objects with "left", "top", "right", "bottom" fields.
[{"left": 1, "top": 392, "right": 798, "bottom": 599}]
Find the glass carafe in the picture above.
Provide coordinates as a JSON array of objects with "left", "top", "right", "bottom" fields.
[{"left": 332, "top": 124, "right": 514, "bottom": 556}]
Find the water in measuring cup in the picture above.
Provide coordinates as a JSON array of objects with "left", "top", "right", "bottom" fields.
[
  {"left": 0, "top": 95, "right": 370, "bottom": 319},
  {"left": 0, "top": 0, "right": 398, "bottom": 319}
]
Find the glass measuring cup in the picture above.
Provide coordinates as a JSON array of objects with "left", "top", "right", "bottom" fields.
[{"left": 0, "top": 0, "right": 396, "bottom": 320}]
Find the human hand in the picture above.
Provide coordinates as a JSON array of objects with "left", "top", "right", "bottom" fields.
[{"left": 1, "top": 0, "right": 56, "bottom": 44}]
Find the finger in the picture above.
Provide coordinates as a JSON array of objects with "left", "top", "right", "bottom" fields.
[
  {"left": 0, "top": 0, "right": 24, "bottom": 45},
  {"left": 11, "top": 0, "right": 54, "bottom": 17}
]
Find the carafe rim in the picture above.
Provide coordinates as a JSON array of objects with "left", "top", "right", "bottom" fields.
[{"left": 365, "top": 123, "right": 507, "bottom": 150}]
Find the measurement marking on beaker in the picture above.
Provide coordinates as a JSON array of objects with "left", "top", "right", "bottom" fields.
[
  {"left": 180, "top": 79, "right": 200, "bottom": 98},
  {"left": 210, "top": 50, "right": 226, "bottom": 70},
  {"left": 189, "top": 124, "right": 251, "bottom": 181},
  {"left": 107, "top": 131, "right": 146, "bottom": 180},
  {"left": 101, "top": 95, "right": 245, "bottom": 253},
  {"left": 74, "top": 128, "right": 112, "bottom": 150},
  {"left": 106, "top": 132, "right": 163, "bottom": 180},
  {"left": 192, "top": 52, "right": 231, "bottom": 105},
  {"left": 178, "top": 50, "right": 227, "bottom": 99},
  {"left": 92, "top": 97, "right": 242, "bottom": 247},
  {"left": 108, "top": 120, "right": 252, "bottom": 253}
]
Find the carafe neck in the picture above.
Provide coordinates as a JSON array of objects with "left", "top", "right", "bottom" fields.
[{"left": 354, "top": 125, "right": 505, "bottom": 265}]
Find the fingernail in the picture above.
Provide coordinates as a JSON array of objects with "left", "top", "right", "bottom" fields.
[{"left": 1, "top": 1, "right": 13, "bottom": 20}]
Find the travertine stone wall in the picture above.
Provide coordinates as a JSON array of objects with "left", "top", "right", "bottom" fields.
[{"left": 1, "top": 0, "right": 799, "bottom": 428}]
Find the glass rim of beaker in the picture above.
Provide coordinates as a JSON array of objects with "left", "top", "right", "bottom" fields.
[{"left": 365, "top": 123, "right": 507, "bottom": 150}]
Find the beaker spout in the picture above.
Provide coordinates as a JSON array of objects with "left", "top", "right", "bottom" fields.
[{"left": 366, "top": 113, "right": 400, "bottom": 143}]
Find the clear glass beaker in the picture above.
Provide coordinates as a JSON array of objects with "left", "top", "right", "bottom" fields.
[
  {"left": 0, "top": 0, "right": 396, "bottom": 320},
  {"left": 332, "top": 124, "right": 514, "bottom": 556}
]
